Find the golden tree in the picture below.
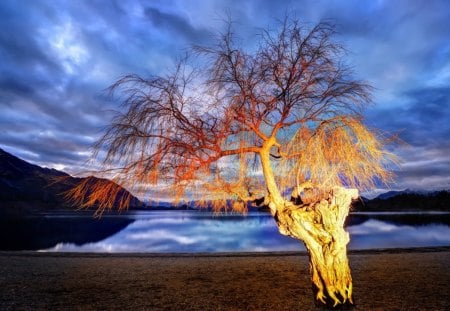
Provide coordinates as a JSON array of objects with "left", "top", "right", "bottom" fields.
[{"left": 70, "top": 19, "right": 394, "bottom": 308}]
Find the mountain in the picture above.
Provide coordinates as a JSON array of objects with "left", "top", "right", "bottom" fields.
[
  {"left": 0, "top": 148, "right": 143, "bottom": 215},
  {"left": 352, "top": 189, "right": 450, "bottom": 212},
  {"left": 375, "top": 188, "right": 430, "bottom": 200}
]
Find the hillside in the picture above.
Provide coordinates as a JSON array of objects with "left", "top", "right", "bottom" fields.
[
  {"left": 0, "top": 148, "right": 143, "bottom": 215},
  {"left": 352, "top": 190, "right": 450, "bottom": 212}
]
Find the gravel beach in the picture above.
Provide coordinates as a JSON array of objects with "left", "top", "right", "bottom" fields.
[{"left": 0, "top": 247, "right": 449, "bottom": 310}]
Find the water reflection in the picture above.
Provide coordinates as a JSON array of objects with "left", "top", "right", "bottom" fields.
[
  {"left": 347, "top": 219, "right": 450, "bottom": 249},
  {"left": 48, "top": 212, "right": 298, "bottom": 252},
  {"left": 0, "top": 215, "right": 133, "bottom": 251},
  {"left": 37, "top": 211, "right": 450, "bottom": 253}
]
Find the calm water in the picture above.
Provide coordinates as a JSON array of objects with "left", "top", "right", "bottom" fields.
[{"left": 1, "top": 211, "right": 449, "bottom": 252}]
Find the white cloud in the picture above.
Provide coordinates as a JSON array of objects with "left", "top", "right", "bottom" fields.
[{"left": 46, "top": 21, "right": 89, "bottom": 75}]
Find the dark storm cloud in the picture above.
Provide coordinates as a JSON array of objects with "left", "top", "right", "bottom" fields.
[
  {"left": 392, "top": 143, "right": 450, "bottom": 190},
  {"left": 0, "top": 78, "right": 35, "bottom": 98},
  {"left": 367, "top": 86, "right": 450, "bottom": 146},
  {"left": 402, "top": 88, "right": 450, "bottom": 146},
  {"left": 0, "top": 13, "right": 61, "bottom": 75},
  {"left": 144, "top": 7, "right": 210, "bottom": 44},
  {"left": 0, "top": 2, "right": 65, "bottom": 79},
  {"left": 365, "top": 85, "right": 450, "bottom": 190},
  {"left": 0, "top": 1, "right": 130, "bottom": 172}
]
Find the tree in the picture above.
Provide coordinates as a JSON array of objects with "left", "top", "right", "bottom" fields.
[{"left": 69, "top": 19, "right": 394, "bottom": 308}]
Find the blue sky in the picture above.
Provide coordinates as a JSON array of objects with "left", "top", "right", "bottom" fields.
[{"left": 0, "top": 0, "right": 449, "bottom": 196}]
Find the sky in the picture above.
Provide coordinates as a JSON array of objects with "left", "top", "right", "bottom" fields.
[{"left": 0, "top": 0, "right": 449, "bottom": 198}]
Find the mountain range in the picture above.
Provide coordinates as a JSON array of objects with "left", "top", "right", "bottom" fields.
[
  {"left": 0, "top": 148, "right": 143, "bottom": 216},
  {"left": 352, "top": 190, "right": 449, "bottom": 212}
]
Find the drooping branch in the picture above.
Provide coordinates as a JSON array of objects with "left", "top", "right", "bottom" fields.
[{"left": 280, "top": 115, "right": 396, "bottom": 194}]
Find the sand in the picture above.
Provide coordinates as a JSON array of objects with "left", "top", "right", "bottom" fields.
[{"left": 0, "top": 248, "right": 449, "bottom": 310}]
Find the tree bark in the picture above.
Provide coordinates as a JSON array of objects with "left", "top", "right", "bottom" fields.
[{"left": 274, "top": 187, "right": 358, "bottom": 308}]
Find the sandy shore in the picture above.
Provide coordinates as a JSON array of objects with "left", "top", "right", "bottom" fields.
[{"left": 0, "top": 248, "right": 449, "bottom": 310}]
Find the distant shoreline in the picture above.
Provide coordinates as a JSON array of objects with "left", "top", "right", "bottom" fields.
[{"left": 2, "top": 245, "right": 449, "bottom": 258}]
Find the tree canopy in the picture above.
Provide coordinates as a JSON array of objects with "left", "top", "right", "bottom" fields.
[{"left": 69, "top": 18, "right": 395, "bottom": 213}]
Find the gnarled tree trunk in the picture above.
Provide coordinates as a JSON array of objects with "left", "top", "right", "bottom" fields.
[{"left": 274, "top": 187, "right": 358, "bottom": 308}]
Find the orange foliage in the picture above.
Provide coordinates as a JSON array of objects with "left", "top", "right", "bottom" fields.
[
  {"left": 65, "top": 176, "right": 132, "bottom": 216},
  {"left": 281, "top": 116, "right": 397, "bottom": 195}
]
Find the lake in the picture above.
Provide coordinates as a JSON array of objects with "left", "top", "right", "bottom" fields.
[{"left": 1, "top": 211, "right": 449, "bottom": 252}]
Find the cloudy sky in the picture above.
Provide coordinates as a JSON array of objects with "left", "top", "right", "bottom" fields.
[{"left": 1, "top": 0, "right": 449, "bottom": 196}]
